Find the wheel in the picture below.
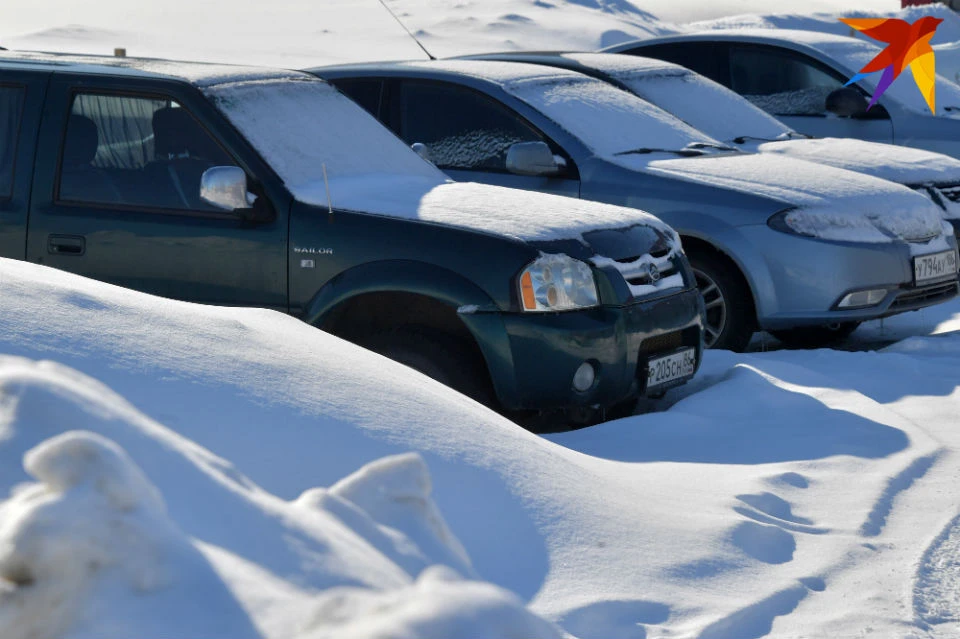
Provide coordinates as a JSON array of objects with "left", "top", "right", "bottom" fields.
[
  {"left": 769, "top": 322, "right": 861, "bottom": 349},
  {"left": 688, "top": 251, "right": 755, "bottom": 352},
  {"left": 359, "top": 327, "right": 495, "bottom": 406}
]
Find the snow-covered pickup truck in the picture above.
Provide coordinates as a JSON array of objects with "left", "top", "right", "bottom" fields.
[{"left": 0, "top": 51, "right": 705, "bottom": 427}]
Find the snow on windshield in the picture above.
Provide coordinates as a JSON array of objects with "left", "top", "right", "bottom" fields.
[
  {"left": 502, "top": 75, "right": 721, "bottom": 158},
  {"left": 203, "top": 78, "right": 447, "bottom": 193},
  {"left": 819, "top": 38, "right": 960, "bottom": 116},
  {"left": 611, "top": 69, "right": 791, "bottom": 143}
]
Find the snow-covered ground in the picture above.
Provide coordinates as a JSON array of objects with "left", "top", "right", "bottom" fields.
[
  {"left": 6, "top": 0, "right": 960, "bottom": 637},
  {"left": 4, "top": 241, "right": 960, "bottom": 639}
]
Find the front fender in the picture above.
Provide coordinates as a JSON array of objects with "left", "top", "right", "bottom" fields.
[
  {"left": 667, "top": 212, "right": 779, "bottom": 323},
  {"left": 303, "top": 260, "right": 521, "bottom": 406}
]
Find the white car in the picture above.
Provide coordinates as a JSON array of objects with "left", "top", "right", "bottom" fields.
[
  {"left": 463, "top": 51, "right": 960, "bottom": 230},
  {"left": 606, "top": 29, "right": 960, "bottom": 161}
]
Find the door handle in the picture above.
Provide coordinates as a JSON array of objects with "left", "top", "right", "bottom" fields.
[{"left": 48, "top": 234, "right": 86, "bottom": 256}]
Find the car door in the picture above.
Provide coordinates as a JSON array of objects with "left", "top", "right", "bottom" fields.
[
  {"left": 0, "top": 70, "right": 49, "bottom": 260},
  {"left": 27, "top": 73, "right": 288, "bottom": 310},
  {"left": 392, "top": 79, "right": 580, "bottom": 198},
  {"left": 727, "top": 44, "right": 894, "bottom": 142}
]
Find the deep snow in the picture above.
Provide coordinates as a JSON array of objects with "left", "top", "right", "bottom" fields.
[{"left": 2, "top": 248, "right": 960, "bottom": 638}]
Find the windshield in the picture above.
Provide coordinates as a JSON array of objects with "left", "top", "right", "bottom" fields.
[
  {"left": 611, "top": 68, "right": 793, "bottom": 143},
  {"left": 203, "top": 77, "right": 447, "bottom": 195},
  {"left": 502, "top": 75, "right": 724, "bottom": 158},
  {"left": 818, "top": 38, "right": 960, "bottom": 116}
]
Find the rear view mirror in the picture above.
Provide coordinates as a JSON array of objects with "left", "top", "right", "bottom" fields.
[
  {"left": 506, "top": 141, "right": 563, "bottom": 177},
  {"left": 825, "top": 87, "right": 869, "bottom": 118}
]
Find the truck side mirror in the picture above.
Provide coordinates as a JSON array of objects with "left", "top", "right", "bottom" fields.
[
  {"left": 825, "top": 87, "right": 869, "bottom": 118},
  {"left": 201, "top": 166, "right": 273, "bottom": 223},
  {"left": 506, "top": 141, "right": 564, "bottom": 177}
]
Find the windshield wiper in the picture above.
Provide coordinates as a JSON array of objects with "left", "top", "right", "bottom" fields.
[
  {"left": 614, "top": 147, "right": 705, "bottom": 157},
  {"left": 686, "top": 141, "right": 738, "bottom": 152},
  {"left": 731, "top": 132, "right": 810, "bottom": 144}
]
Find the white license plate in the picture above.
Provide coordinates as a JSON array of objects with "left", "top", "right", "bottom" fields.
[
  {"left": 914, "top": 250, "right": 958, "bottom": 285},
  {"left": 647, "top": 348, "right": 697, "bottom": 391}
]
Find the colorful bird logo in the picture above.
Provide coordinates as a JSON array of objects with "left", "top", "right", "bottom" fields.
[{"left": 839, "top": 16, "right": 943, "bottom": 113}]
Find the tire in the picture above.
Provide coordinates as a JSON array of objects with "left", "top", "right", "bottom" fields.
[
  {"left": 688, "top": 251, "right": 755, "bottom": 352},
  {"left": 359, "top": 327, "right": 495, "bottom": 407},
  {"left": 769, "top": 322, "right": 861, "bottom": 349}
]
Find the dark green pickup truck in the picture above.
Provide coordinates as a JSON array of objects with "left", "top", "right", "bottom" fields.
[{"left": 0, "top": 51, "right": 704, "bottom": 426}]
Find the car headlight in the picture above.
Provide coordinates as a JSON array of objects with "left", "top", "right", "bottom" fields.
[
  {"left": 518, "top": 253, "right": 599, "bottom": 312},
  {"left": 766, "top": 207, "right": 812, "bottom": 237}
]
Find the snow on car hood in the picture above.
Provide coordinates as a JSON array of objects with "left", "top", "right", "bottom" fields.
[
  {"left": 643, "top": 152, "right": 946, "bottom": 244},
  {"left": 754, "top": 138, "right": 960, "bottom": 188},
  {"left": 295, "top": 175, "right": 680, "bottom": 248}
]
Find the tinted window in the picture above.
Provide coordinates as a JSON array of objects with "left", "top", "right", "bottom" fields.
[
  {"left": 0, "top": 86, "right": 25, "bottom": 199},
  {"left": 629, "top": 42, "right": 730, "bottom": 86},
  {"left": 60, "top": 93, "right": 237, "bottom": 211},
  {"left": 399, "top": 81, "right": 544, "bottom": 171},
  {"left": 333, "top": 79, "right": 383, "bottom": 117},
  {"left": 729, "top": 46, "right": 846, "bottom": 116}
]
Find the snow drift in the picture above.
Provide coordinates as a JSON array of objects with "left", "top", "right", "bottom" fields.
[{"left": 0, "top": 366, "right": 558, "bottom": 639}]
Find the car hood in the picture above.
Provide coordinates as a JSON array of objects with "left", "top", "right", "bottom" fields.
[
  {"left": 293, "top": 174, "right": 680, "bottom": 258},
  {"left": 750, "top": 137, "right": 960, "bottom": 187},
  {"left": 639, "top": 152, "right": 946, "bottom": 243}
]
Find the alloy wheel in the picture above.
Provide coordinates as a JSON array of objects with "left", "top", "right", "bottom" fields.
[{"left": 693, "top": 267, "right": 726, "bottom": 348}]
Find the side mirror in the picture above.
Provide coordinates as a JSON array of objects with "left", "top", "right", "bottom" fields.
[
  {"left": 200, "top": 166, "right": 273, "bottom": 223},
  {"left": 411, "top": 142, "right": 433, "bottom": 164},
  {"left": 506, "top": 141, "right": 563, "bottom": 177},
  {"left": 825, "top": 87, "right": 869, "bottom": 118}
]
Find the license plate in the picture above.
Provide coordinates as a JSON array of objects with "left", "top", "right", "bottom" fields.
[
  {"left": 914, "top": 250, "right": 958, "bottom": 285},
  {"left": 647, "top": 347, "right": 697, "bottom": 391}
]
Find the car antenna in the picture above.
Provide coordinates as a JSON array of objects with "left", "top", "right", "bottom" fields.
[
  {"left": 322, "top": 163, "right": 334, "bottom": 221},
  {"left": 376, "top": 0, "right": 435, "bottom": 60}
]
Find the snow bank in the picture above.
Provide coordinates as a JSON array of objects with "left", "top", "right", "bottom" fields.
[
  {"left": 0, "top": 430, "right": 255, "bottom": 639},
  {"left": 3, "top": 242, "right": 960, "bottom": 638},
  {"left": 301, "top": 565, "right": 560, "bottom": 639},
  {"left": 0, "top": 357, "right": 558, "bottom": 638}
]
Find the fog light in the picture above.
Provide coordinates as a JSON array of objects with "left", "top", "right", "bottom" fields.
[
  {"left": 837, "top": 288, "right": 887, "bottom": 309},
  {"left": 572, "top": 361, "right": 596, "bottom": 392}
]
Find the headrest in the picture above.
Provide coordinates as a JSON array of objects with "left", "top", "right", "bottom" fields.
[
  {"left": 63, "top": 114, "right": 99, "bottom": 167},
  {"left": 153, "top": 106, "right": 210, "bottom": 159}
]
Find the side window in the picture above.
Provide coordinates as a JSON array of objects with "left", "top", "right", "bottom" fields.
[
  {"left": 399, "top": 81, "right": 545, "bottom": 172},
  {"left": 633, "top": 42, "right": 730, "bottom": 86},
  {"left": 0, "top": 85, "right": 25, "bottom": 200},
  {"left": 333, "top": 79, "right": 383, "bottom": 118},
  {"left": 59, "top": 92, "right": 238, "bottom": 212},
  {"left": 729, "top": 47, "right": 847, "bottom": 117}
]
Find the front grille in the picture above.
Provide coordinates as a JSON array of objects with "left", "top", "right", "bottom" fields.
[
  {"left": 890, "top": 281, "right": 958, "bottom": 310},
  {"left": 613, "top": 254, "right": 678, "bottom": 288},
  {"left": 640, "top": 330, "right": 684, "bottom": 354}
]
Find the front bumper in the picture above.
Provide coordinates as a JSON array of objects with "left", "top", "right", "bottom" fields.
[
  {"left": 739, "top": 225, "right": 960, "bottom": 330},
  {"left": 465, "top": 287, "right": 704, "bottom": 412}
]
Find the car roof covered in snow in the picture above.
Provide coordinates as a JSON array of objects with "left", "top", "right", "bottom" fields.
[
  {"left": 0, "top": 49, "right": 310, "bottom": 87},
  {"left": 311, "top": 58, "right": 589, "bottom": 86},
  {"left": 604, "top": 28, "right": 874, "bottom": 56},
  {"left": 459, "top": 51, "right": 687, "bottom": 77}
]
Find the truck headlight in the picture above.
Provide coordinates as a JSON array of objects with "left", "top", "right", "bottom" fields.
[{"left": 518, "top": 253, "right": 599, "bottom": 312}]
